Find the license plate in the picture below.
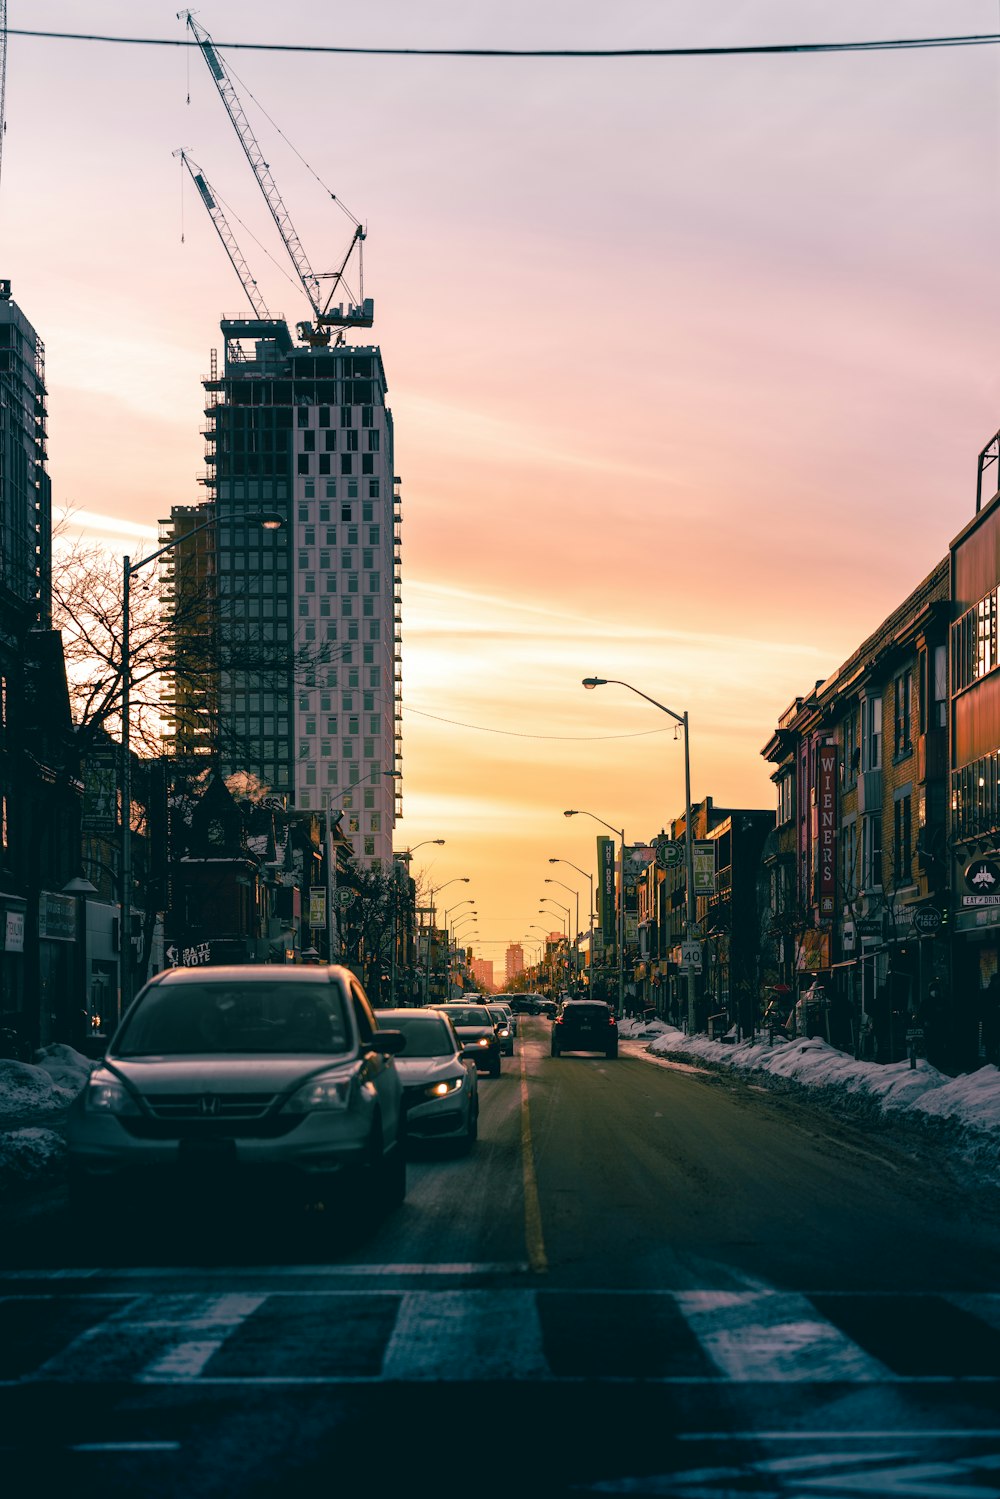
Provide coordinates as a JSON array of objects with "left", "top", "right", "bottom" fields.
[{"left": 178, "top": 1138, "right": 236, "bottom": 1170}]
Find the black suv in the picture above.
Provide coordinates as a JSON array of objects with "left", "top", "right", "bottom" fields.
[{"left": 551, "top": 999, "right": 619, "bottom": 1059}]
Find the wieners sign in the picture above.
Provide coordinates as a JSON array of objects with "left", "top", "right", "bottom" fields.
[{"left": 818, "top": 742, "right": 838, "bottom": 917}]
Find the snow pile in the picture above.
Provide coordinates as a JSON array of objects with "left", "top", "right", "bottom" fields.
[
  {"left": 0, "top": 1044, "right": 96, "bottom": 1195},
  {"left": 0, "top": 1126, "right": 67, "bottom": 1191},
  {"left": 0, "top": 1045, "right": 95, "bottom": 1119},
  {"left": 618, "top": 1018, "right": 1000, "bottom": 1169}
]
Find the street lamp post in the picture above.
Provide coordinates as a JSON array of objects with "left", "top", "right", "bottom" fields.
[
  {"left": 425, "top": 876, "right": 470, "bottom": 1002},
  {"left": 119, "top": 511, "right": 281, "bottom": 1021},
  {"left": 564, "top": 808, "right": 626, "bottom": 1014},
  {"left": 529, "top": 924, "right": 555, "bottom": 989},
  {"left": 392, "top": 839, "right": 445, "bottom": 1005},
  {"left": 549, "top": 858, "right": 595, "bottom": 987},
  {"left": 540, "top": 896, "right": 571, "bottom": 986},
  {"left": 582, "top": 677, "right": 697, "bottom": 1033},
  {"left": 545, "top": 877, "right": 581, "bottom": 979}
]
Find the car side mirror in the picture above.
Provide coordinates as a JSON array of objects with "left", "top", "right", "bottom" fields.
[{"left": 370, "top": 1029, "right": 406, "bottom": 1055}]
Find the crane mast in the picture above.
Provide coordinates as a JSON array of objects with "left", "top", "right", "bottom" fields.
[
  {"left": 175, "top": 149, "right": 272, "bottom": 321},
  {"left": 180, "top": 9, "right": 323, "bottom": 318},
  {"left": 179, "top": 9, "right": 373, "bottom": 340}
]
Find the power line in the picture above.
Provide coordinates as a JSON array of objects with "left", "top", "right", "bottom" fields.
[
  {"left": 8, "top": 27, "right": 1000, "bottom": 60},
  {"left": 404, "top": 706, "right": 671, "bottom": 741}
]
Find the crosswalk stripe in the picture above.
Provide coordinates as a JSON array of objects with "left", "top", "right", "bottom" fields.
[
  {"left": 5, "top": 1289, "right": 1000, "bottom": 1386},
  {"left": 381, "top": 1289, "right": 548, "bottom": 1381},
  {"left": 673, "top": 1290, "right": 889, "bottom": 1383}
]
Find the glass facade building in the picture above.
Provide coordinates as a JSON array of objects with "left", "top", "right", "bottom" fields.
[{"left": 163, "top": 318, "right": 401, "bottom": 867}]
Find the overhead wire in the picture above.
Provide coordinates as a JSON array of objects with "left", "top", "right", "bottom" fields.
[
  {"left": 404, "top": 706, "right": 672, "bottom": 740},
  {"left": 7, "top": 27, "right": 1000, "bottom": 59}
]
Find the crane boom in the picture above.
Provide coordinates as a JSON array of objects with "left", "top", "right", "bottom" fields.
[
  {"left": 175, "top": 149, "right": 272, "bottom": 320},
  {"left": 179, "top": 9, "right": 322, "bottom": 318}
]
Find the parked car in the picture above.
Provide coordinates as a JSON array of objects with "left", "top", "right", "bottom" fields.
[
  {"left": 436, "top": 1003, "right": 502, "bottom": 1077},
  {"left": 486, "top": 1002, "right": 515, "bottom": 1056},
  {"left": 376, "top": 1007, "right": 479, "bottom": 1152},
  {"left": 509, "top": 993, "right": 543, "bottom": 1016},
  {"left": 536, "top": 998, "right": 557, "bottom": 1019},
  {"left": 65, "top": 964, "right": 407, "bottom": 1230},
  {"left": 551, "top": 999, "right": 619, "bottom": 1058}
]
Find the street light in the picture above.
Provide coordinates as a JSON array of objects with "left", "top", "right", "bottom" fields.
[
  {"left": 443, "top": 897, "right": 475, "bottom": 930},
  {"left": 549, "top": 858, "right": 595, "bottom": 985},
  {"left": 529, "top": 923, "right": 556, "bottom": 989},
  {"left": 540, "top": 896, "right": 571, "bottom": 986},
  {"left": 120, "top": 510, "right": 282, "bottom": 1021},
  {"left": 425, "top": 876, "right": 470, "bottom": 1001},
  {"left": 391, "top": 839, "right": 444, "bottom": 1004},
  {"left": 582, "top": 677, "right": 697, "bottom": 1033},
  {"left": 545, "top": 877, "right": 581, "bottom": 978},
  {"left": 564, "top": 808, "right": 626, "bottom": 1015}
]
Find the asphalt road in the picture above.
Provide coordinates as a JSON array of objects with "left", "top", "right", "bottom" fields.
[{"left": 3, "top": 1017, "right": 1000, "bottom": 1498}]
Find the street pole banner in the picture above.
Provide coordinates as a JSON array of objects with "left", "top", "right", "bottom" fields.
[
  {"left": 693, "top": 841, "right": 716, "bottom": 897},
  {"left": 598, "top": 837, "right": 615, "bottom": 944},
  {"left": 309, "top": 887, "right": 327, "bottom": 928}
]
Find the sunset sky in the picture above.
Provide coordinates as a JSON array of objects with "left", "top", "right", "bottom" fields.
[{"left": 7, "top": 1, "right": 1000, "bottom": 972}]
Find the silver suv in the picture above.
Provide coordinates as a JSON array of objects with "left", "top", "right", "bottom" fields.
[{"left": 66, "top": 964, "right": 407, "bottom": 1229}]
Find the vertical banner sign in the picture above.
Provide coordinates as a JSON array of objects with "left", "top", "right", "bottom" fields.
[
  {"left": 309, "top": 887, "right": 327, "bottom": 929},
  {"left": 693, "top": 841, "right": 716, "bottom": 897},
  {"left": 597, "top": 837, "right": 614, "bottom": 951},
  {"left": 818, "top": 741, "right": 838, "bottom": 917}
]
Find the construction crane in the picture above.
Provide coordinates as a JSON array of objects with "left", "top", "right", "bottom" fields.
[
  {"left": 178, "top": 9, "right": 373, "bottom": 344},
  {"left": 0, "top": 0, "right": 7, "bottom": 199},
  {"left": 175, "top": 149, "right": 272, "bottom": 320}
]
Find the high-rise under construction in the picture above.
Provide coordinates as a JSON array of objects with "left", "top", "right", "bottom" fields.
[{"left": 162, "top": 316, "right": 402, "bottom": 868}]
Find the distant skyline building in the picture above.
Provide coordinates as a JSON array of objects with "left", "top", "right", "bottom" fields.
[
  {"left": 505, "top": 942, "right": 524, "bottom": 982},
  {"left": 471, "top": 957, "right": 494, "bottom": 991},
  {"left": 163, "top": 317, "right": 402, "bottom": 868},
  {"left": 0, "top": 281, "right": 51, "bottom": 624}
]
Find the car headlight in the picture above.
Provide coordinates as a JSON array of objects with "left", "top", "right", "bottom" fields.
[
  {"left": 85, "top": 1072, "right": 141, "bottom": 1116},
  {"left": 476, "top": 1037, "right": 490, "bottom": 1047},
  {"left": 423, "top": 1076, "right": 463, "bottom": 1099},
  {"left": 496, "top": 1026, "right": 510, "bottom": 1039},
  {"left": 283, "top": 1072, "right": 353, "bottom": 1113}
]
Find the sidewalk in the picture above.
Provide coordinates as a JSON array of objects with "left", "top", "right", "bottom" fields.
[{"left": 618, "top": 1017, "right": 1000, "bottom": 1184}]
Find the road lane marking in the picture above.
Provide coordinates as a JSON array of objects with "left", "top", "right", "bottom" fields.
[
  {"left": 381, "top": 1289, "right": 548, "bottom": 1380},
  {"left": 72, "top": 1442, "right": 181, "bottom": 1453},
  {"left": 520, "top": 1046, "right": 548, "bottom": 1274}
]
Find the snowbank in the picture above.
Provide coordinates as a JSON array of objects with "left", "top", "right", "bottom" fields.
[
  {"left": 618, "top": 1018, "right": 1000, "bottom": 1173},
  {"left": 0, "top": 1044, "right": 96, "bottom": 1195}
]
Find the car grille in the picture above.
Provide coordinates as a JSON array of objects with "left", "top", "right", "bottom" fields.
[{"left": 120, "top": 1092, "right": 300, "bottom": 1140}]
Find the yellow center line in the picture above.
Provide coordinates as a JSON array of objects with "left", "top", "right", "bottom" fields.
[{"left": 519, "top": 1040, "right": 548, "bottom": 1274}]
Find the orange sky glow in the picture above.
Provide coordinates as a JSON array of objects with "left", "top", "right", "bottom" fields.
[{"left": 13, "top": 1, "right": 1000, "bottom": 975}]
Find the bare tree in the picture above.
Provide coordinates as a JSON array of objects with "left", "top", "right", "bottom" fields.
[{"left": 51, "top": 531, "right": 347, "bottom": 765}]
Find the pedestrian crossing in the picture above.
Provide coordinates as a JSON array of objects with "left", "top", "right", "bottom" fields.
[{"left": 3, "top": 1285, "right": 1000, "bottom": 1386}]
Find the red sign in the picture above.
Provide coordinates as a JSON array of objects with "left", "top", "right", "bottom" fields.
[{"left": 817, "top": 742, "right": 838, "bottom": 917}]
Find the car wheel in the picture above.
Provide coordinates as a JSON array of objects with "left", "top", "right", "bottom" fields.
[
  {"left": 489, "top": 1055, "right": 501, "bottom": 1077},
  {"left": 550, "top": 1038, "right": 560, "bottom": 1057},
  {"left": 606, "top": 1043, "right": 618, "bottom": 1059}
]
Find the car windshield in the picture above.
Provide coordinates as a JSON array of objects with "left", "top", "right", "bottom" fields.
[
  {"left": 391, "top": 1015, "right": 456, "bottom": 1058},
  {"left": 444, "top": 1007, "right": 492, "bottom": 1027},
  {"left": 113, "top": 981, "right": 351, "bottom": 1056}
]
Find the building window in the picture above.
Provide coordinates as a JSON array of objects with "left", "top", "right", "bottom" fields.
[
  {"left": 841, "top": 706, "right": 859, "bottom": 788},
  {"left": 862, "top": 695, "right": 882, "bottom": 772},
  {"left": 894, "top": 791, "right": 912, "bottom": 885},
  {"left": 364, "top": 837, "right": 376, "bottom": 857},
  {"left": 297, "top": 454, "right": 310, "bottom": 475},
  {"left": 841, "top": 817, "right": 857, "bottom": 899},
  {"left": 862, "top": 814, "right": 883, "bottom": 890},
  {"left": 893, "top": 671, "right": 912, "bottom": 758},
  {"left": 304, "top": 480, "right": 315, "bottom": 497}
]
